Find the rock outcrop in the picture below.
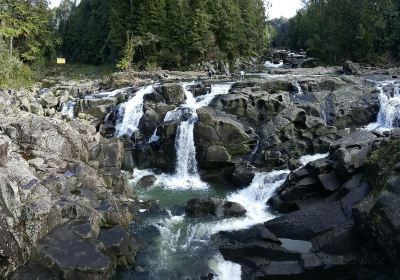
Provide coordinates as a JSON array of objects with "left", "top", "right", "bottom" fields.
[
  {"left": 0, "top": 94, "right": 138, "bottom": 278},
  {"left": 215, "top": 129, "right": 399, "bottom": 279}
]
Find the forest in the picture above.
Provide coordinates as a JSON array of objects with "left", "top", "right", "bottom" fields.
[
  {"left": 275, "top": 0, "right": 400, "bottom": 64},
  {"left": 1, "top": 0, "right": 400, "bottom": 86}
]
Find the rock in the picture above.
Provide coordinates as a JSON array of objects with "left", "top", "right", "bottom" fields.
[
  {"left": 136, "top": 175, "right": 157, "bottom": 188},
  {"left": 0, "top": 137, "right": 9, "bottom": 166},
  {"left": 311, "top": 223, "right": 356, "bottom": 254},
  {"left": 97, "top": 226, "right": 134, "bottom": 257},
  {"left": 33, "top": 225, "right": 113, "bottom": 279},
  {"left": 318, "top": 171, "right": 341, "bottom": 192},
  {"left": 39, "top": 91, "right": 59, "bottom": 108},
  {"left": 185, "top": 197, "right": 246, "bottom": 218},
  {"left": 158, "top": 83, "right": 185, "bottom": 106},
  {"left": 194, "top": 107, "right": 253, "bottom": 170},
  {"left": 231, "top": 163, "right": 256, "bottom": 187},
  {"left": 223, "top": 201, "right": 247, "bottom": 217},
  {"left": 265, "top": 183, "right": 371, "bottom": 240},
  {"left": 343, "top": 61, "right": 361, "bottom": 75}
]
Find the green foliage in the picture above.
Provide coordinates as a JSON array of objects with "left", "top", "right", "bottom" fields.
[
  {"left": 61, "top": 0, "right": 271, "bottom": 68},
  {"left": 117, "top": 32, "right": 135, "bottom": 70},
  {"left": 285, "top": 0, "right": 396, "bottom": 64},
  {"left": 0, "top": 42, "right": 33, "bottom": 88},
  {"left": 368, "top": 139, "right": 400, "bottom": 192},
  {"left": 0, "top": 0, "right": 59, "bottom": 64}
]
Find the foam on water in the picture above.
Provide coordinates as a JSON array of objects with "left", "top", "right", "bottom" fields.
[
  {"left": 158, "top": 82, "right": 232, "bottom": 190},
  {"left": 115, "top": 85, "right": 155, "bottom": 136},
  {"left": 60, "top": 87, "right": 132, "bottom": 119},
  {"left": 210, "top": 254, "right": 241, "bottom": 280},
  {"left": 61, "top": 101, "right": 76, "bottom": 118},
  {"left": 264, "top": 60, "right": 284, "bottom": 68},
  {"left": 366, "top": 80, "right": 400, "bottom": 131}
]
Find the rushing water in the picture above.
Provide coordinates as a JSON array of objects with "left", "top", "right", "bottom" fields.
[
  {"left": 60, "top": 87, "right": 132, "bottom": 119},
  {"left": 294, "top": 81, "right": 303, "bottom": 95},
  {"left": 109, "top": 80, "right": 330, "bottom": 280},
  {"left": 61, "top": 100, "right": 76, "bottom": 118},
  {"left": 366, "top": 80, "right": 400, "bottom": 130},
  {"left": 115, "top": 85, "right": 155, "bottom": 136},
  {"left": 156, "top": 83, "right": 232, "bottom": 190},
  {"left": 125, "top": 152, "right": 328, "bottom": 280},
  {"left": 264, "top": 60, "right": 284, "bottom": 68}
]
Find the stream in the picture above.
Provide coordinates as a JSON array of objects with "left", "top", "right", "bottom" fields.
[
  {"left": 108, "top": 81, "right": 328, "bottom": 279},
  {"left": 58, "top": 75, "right": 400, "bottom": 279}
]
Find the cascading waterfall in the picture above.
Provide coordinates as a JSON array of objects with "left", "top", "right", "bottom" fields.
[
  {"left": 294, "top": 81, "right": 303, "bottom": 95},
  {"left": 60, "top": 87, "right": 132, "bottom": 119},
  {"left": 61, "top": 101, "right": 76, "bottom": 118},
  {"left": 367, "top": 81, "right": 400, "bottom": 130},
  {"left": 159, "top": 82, "right": 232, "bottom": 190},
  {"left": 376, "top": 85, "right": 400, "bottom": 128},
  {"left": 134, "top": 150, "right": 328, "bottom": 280},
  {"left": 264, "top": 60, "right": 284, "bottom": 68},
  {"left": 115, "top": 85, "right": 155, "bottom": 136}
]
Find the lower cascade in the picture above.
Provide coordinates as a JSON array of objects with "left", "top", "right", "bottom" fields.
[
  {"left": 129, "top": 144, "right": 327, "bottom": 280},
  {"left": 367, "top": 80, "right": 400, "bottom": 130}
]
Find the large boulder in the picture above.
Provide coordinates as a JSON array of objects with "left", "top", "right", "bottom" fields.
[
  {"left": 185, "top": 197, "right": 246, "bottom": 218},
  {"left": 157, "top": 83, "right": 185, "bottom": 106},
  {"left": 343, "top": 61, "right": 361, "bottom": 75},
  {"left": 194, "top": 107, "right": 253, "bottom": 169}
]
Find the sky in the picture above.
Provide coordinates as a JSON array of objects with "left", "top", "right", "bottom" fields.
[
  {"left": 49, "top": 0, "right": 303, "bottom": 19},
  {"left": 268, "top": 0, "right": 304, "bottom": 19}
]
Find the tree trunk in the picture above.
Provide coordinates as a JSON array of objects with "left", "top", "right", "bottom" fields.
[{"left": 9, "top": 37, "right": 13, "bottom": 57}]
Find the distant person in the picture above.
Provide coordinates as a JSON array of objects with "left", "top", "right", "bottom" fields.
[
  {"left": 208, "top": 69, "right": 212, "bottom": 79},
  {"left": 240, "top": 70, "right": 245, "bottom": 80}
]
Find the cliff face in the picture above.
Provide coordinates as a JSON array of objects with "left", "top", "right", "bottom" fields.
[{"left": 0, "top": 87, "right": 138, "bottom": 279}]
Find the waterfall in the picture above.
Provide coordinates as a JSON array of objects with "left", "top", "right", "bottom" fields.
[
  {"left": 115, "top": 85, "right": 155, "bottom": 137},
  {"left": 294, "top": 81, "right": 303, "bottom": 95},
  {"left": 59, "top": 87, "right": 132, "bottom": 119},
  {"left": 61, "top": 101, "right": 76, "bottom": 118},
  {"left": 367, "top": 81, "right": 400, "bottom": 130},
  {"left": 159, "top": 83, "right": 232, "bottom": 190},
  {"left": 264, "top": 60, "right": 284, "bottom": 68}
]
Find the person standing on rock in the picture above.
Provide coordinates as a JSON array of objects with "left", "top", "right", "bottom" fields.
[
  {"left": 208, "top": 69, "right": 212, "bottom": 79},
  {"left": 225, "top": 69, "right": 230, "bottom": 78},
  {"left": 240, "top": 70, "right": 245, "bottom": 80}
]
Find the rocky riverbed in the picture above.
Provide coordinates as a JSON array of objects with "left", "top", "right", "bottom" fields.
[{"left": 1, "top": 64, "right": 400, "bottom": 279}]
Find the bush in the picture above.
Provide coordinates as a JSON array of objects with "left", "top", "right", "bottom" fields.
[
  {"left": 0, "top": 51, "right": 33, "bottom": 89},
  {"left": 116, "top": 32, "right": 135, "bottom": 71}
]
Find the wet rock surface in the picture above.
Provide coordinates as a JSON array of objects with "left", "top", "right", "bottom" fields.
[
  {"left": 1, "top": 65, "right": 399, "bottom": 279},
  {"left": 216, "top": 129, "right": 400, "bottom": 279},
  {"left": 185, "top": 197, "right": 246, "bottom": 218},
  {"left": 0, "top": 91, "right": 138, "bottom": 278}
]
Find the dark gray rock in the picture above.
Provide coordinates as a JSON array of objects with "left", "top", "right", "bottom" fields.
[
  {"left": 33, "top": 225, "right": 112, "bottom": 279},
  {"left": 231, "top": 163, "right": 256, "bottom": 188},
  {"left": 311, "top": 223, "right": 356, "bottom": 254},
  {"left": 343, "top": 61, "right": 361, "bottom": 75},
  {"left": 318, "top": 171, "right": 341, "bottom": 192},
  {"left": 158, "top": 83, "right": 185, "bottom": 106},
  {"left": 136, "top": 175, "right": 157, "bottom": 189},
  {"left": 97, "top": 226, "right": 133, "bottom": 256},
  {"left": 185, "top": 197, "right": 246, "bottom": 218},
  {"left": 265, "top": 184, "right": 371, "bottom": 240}
]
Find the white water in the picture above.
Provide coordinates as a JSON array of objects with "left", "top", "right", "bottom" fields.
[
  {"left": 264, "top": 60, "right": 284, "bottom": 68},
  {"left": 61, "top": 101, "right": 76, "bottom": 118},
  {"left": 366, "top": 81, "right": 400, "bottom": 130},
  {"left": 135, "top": 152, "right": 328, "bottom": 279},
  {"left": 294, "top": 81, "right": 303, "bottom": 95},
  {"left": 60, "top": 87, "right": 131, "bottom": 119},
  {"left": 115, "top": 85, "right": 155, "bottom": 136},
  {"left": 158, "top": 83, "right": 232, "bottom": 190}
]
